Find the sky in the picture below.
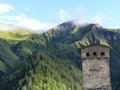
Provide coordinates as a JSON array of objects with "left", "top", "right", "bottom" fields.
[{"left": 0, "top": 0, "right": 120, "bottom": 31}]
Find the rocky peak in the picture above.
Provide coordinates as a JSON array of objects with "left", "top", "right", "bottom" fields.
[
  {"left": 70, "top": 19, "right": 88, "bottom": 27},
  {"left": 54, "top": 19, "right": 88, "bottom": 31},
  {"left": 89, "top": 23, "right": 103, "bottom": 30}
]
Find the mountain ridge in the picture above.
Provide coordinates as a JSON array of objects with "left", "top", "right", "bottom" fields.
[{"left": 0, "top": 20, "right": 120, "bottom": 90}]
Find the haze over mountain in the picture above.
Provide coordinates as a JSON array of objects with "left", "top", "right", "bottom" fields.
[
  {"left": 0, "top": 23, "right": 18, "bottom": 31},
  {"left": 54, "top": 19, "right": 88, "bottom": 31},
  {"left": 0, "top": 19, "right": 120, "bottom": 90}
]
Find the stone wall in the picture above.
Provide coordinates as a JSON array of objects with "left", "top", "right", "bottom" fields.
[{"left": 80, "top": 44, "right": 111, "bottom": 90}]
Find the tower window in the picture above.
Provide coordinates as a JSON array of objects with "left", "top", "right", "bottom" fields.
[
  {"left": 86, "top": 52, "right": 89, "bottom": 57},
  {"left": 93, "top": 52, "right": 97, "bottom": 56},
  {"left": 101, "top": 52, "right": 105, "bottom": 57}
]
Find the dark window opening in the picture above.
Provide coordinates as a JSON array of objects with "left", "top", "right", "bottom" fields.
[
  {"left": 86, "top": 52, "right": 89, "bottom": 57},
  {"left": 93, "top": 52, "right": 97, "bottom": 56},
  {"left": 101, "top": 52, "right": 105, "bottom": 57}
]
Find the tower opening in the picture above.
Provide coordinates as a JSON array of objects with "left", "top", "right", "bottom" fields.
[
  {"left": 101, "top": 52, "right": 105, "bottom": 57},
  {"left": 93, "top": 52, "right": 97, "bottom": 56},
  {"left": 86, "top": 52, "right": 89, "bottom": 57}
]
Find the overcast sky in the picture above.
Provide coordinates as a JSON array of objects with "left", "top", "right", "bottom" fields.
[{"left": 0, "top": 0, "right": 120, "bottom": 30}]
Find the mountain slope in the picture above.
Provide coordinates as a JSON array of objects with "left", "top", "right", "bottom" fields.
[
  {"left": 0, "top": 39, "right": 17, "bottom": 74},
  {"left": 0, "top": 23, "right": 35, "bottom": 45},
  {"left": 0, "top": 20, "right": 120, "bottom": 90}
]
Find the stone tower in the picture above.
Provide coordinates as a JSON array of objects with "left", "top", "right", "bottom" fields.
[{"left": 80, "top": 44, "right": 111, "bottom": 90}]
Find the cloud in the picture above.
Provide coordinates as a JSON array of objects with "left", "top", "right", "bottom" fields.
[
  {"left": 108, "top": 17, "right": 113, "bottom": 20},
  {"left": 56, "top": 8, "right": 71, "bottom": 21},
  {"left": 0, "top": 14, "right": 56, "bottom": 31},
  {"left": 54, "top": 7, "right": 107, "bottom": 26},
  {"left": 15, "top": 14, "right": 55, "bottom": 30},
  {"left": 14, "top": 14, "right": 55, "bottom": 30},
  {"left": 91, "top": 12, "right": 106, "bottom": 24},
  {"left": 0, "top": 23, "right": 18, "bottom": 31},
  {"left": 0, "top": 3, "right": 14, "bottom": 13},
  {"left": 90, "top": 12, "right": 114, "bottom": 25}
]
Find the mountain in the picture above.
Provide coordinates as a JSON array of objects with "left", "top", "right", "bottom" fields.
[
  {"left": 0, "top": 23, "right": 35, "bottom": 44},
  {"left": 0, "top": 20, "right": 120, "bottom": 90},
  {"left": 54, "top": 19, "right": 88, "bottom": 31}
]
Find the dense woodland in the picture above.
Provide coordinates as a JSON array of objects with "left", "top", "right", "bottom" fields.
[{"left": 0, "top": 22, "right": 120, "bottom": 90}]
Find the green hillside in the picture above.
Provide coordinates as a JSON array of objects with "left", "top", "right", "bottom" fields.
[
  {"left": 0, "top": 22, "right": 120, "bottom": 90},
  {"left": 0, "top": 39, "right": 17, "bottom": 73},
  {"left": 0, "top": 29, "right": 34, "bottom": 44}
]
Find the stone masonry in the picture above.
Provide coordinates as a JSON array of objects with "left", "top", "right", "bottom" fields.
[{"left": 80, "top": 44, "right": 111, "bottom": 90}]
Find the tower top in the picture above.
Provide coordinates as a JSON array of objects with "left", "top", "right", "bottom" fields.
[
  {"left": 81, "top": 43, "right": 111, "bottom": 50},
  {"left": 80, "top": 44, "right": 110, "bottom": 59}
]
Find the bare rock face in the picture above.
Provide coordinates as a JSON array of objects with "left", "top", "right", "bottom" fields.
[
  {"left": 54, "top": 19, "right": 88, "bottom": 31},
  {"left": 55, "top": 21, "right": 75, "bottom": 31}
]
